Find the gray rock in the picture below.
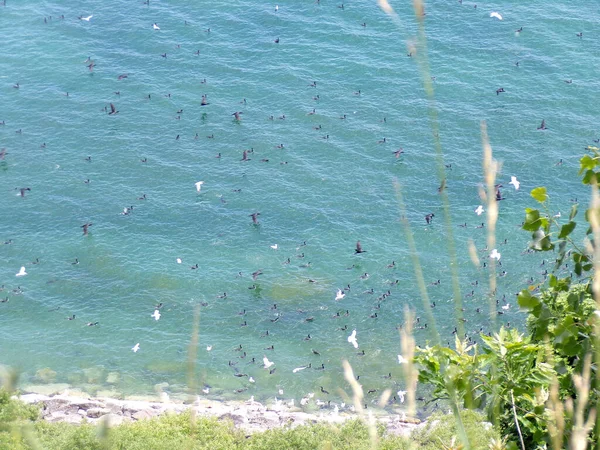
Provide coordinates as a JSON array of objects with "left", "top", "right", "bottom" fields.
[
  {"left": 132, "top": 409, "right": 156, "bottom": 421},
  {"left": 86, "top": 407, "right": 111, "bottom": 418}
]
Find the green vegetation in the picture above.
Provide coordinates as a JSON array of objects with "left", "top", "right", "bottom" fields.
[
  {"left": 0, "top": 390, "right": 502, "bottom": 450},
  {"left": 414, "top": 148, "right": 600, "bottom": 449}
]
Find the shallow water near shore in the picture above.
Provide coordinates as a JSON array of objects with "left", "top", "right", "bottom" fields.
[{"left": 1, "top": 1, "right": 599, "bottom": 406}]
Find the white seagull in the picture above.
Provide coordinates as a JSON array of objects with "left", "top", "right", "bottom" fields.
[
  {"left": 270, "top": 244, "right": 278, "bottom": 250},
  {"left": 475, "top": 205, "right": 484, "bottom": 216},
  {"left": 490, "top": 249, "right": 501, "bottom": 260},
  {"left": 16, "top": 266, "right": 27, "bottom": 277},
  {"left": 152, "top": 309, "right": 161, "bottom": 321},
  {"left": 397, "top": 354, "right": 407, "bottom": 364},
  {"left": 79, "top": 15, "right": 93, "bottom": 21},
  {"left": 490, "top": 12, "right": 503, "bottom": 20},
  {"left": 176, "top": 258, "right": 182, "bottom": 264},
  {"left": 195, "top": 181, "right": 204, "bottom": 192},
  {"left": 153, "top": 23, "right": 160, "bottom": 30},
  {"left": 509, "top": 176, "right": 520, "bottom": 190},
  {"left": 397, "top": 390, "right": 406, "bottom": 403},
  {"left": 335, "top": 289, "right": 345, "bottom": 301},
  {"left": 132, "top": 343, "right": 140, "bottom": 353},
  {"left": 263, "top": 355, "right": 274, "bottom": 369},
  {"left": 292, "top": 365, "right": 308, "bottom": 373},
  {"left": 206, "top": 345, "right": 213, "bottom": 351},
  {"left": 347, "top": 329, "right": 358, "bottom": 348}
]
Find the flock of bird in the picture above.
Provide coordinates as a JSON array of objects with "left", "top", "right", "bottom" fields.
[{"left": 0, "top": 0, "right": 589, "bottom": 412}]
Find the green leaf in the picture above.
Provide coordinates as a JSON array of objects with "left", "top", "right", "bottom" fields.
[
  {"left": 530, "top": 187, "right": 548, "bottom": 203},
  {"left": 558, "top": 221, "right": 576, "bottom": 239},
  {"left": 518, "top": 290, "right": 540, "bottom": 310},
  {"left": 579, "top": 154, "right": 599, "bottom": 174},
  {"left": 569, "top": 203, "right": 578, "bottom": 220}
]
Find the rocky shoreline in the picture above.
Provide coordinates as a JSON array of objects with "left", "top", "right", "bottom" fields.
[{"left": 16, "top": 388, "right": 422, "bottom": 436}]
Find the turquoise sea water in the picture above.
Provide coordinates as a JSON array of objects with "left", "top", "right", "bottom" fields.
[{"left": 1, "top": 0, "right": 599, "bottom": 408}]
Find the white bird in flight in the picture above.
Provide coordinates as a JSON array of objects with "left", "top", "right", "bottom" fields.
[
  {"left": 153, "top": 23, "right": 160, "bottom": 30},
  {"left": 475, "top": 205, "right": 484, "bottom": 216},
  {"left": 79, "top": 15, "right": 93, "bottom": 21},
  {"left": 206, "top": 345, "right": 213, "bottom": 351},
  {"left": 132, "top": 343, "right": 140, "bottom": 353},
  {"left": 16, "top": 266, "right": 27, "bottom": 277},
  {"left": 347, "top": 329, "right": 358, "bottom": 348},
  {"left": 292, "top": 365, "right": 308, "bottom": 373},
  {"left": 176, "top": 258, "right": 182, "bottom": 264},
  {"left": 490, "top": 12, "right": 503, "bottom": 20},
  {"left": 335, "top": 289, "right": 345, "bottom": 301},
  {"left": 270, "top": 244, "right": 278, "bottom": 250},
  {"left": 490, "top": 249, "right": 501, "bottom": 260},
  {"left": 263, "top": 356, "right": 274, "bottom": 368},
  {"left": 152, "top": 309, "right": 161, "bottom": 321},
  {"left": 509, "top": 176, "right": 520, "bottom": 190},
  {"left": 397, "top": 354, "right": 407, "bottom": 364},
  {"left": 195, "top": 181, "right": 204, "bottom": 192},
  {"left": 397, "top": 390, "right": 406, "bottom": 403}
]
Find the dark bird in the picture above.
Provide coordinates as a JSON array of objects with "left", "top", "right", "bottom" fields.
[
  {"left": 17, "top": 187, "right": 31, "bottom": 197},
  {"left": 201, "top": 95, "right": 209, "bottom": 106},
  {"left": 393, "top": 149, "right": 404, "bottom": 158},
  {"left": 81, "top": 223, "right": 92, "bottom": 235},
  {"left": 496, "top": 88, "right": 505, "bottom": 95},
  {"left": 320, "top": 386, "right": 330, "bottom": 395},
  {"left": 232, "top": 111, "right": 242, "bottom": 121},
  {"left": 241, "top": 150, "right": 251, "bottom": 161},
  {"left": 250, "top": 212, "right": 261, "bottom": 224},
  {"left": 537, "top": 119, "right": 546, "bottom": 130},
  {"left": 0, "top": 148, "right": 7, "bottom": 160},
  {"left": 425, "top": 213, "right": 435, "bottom": 224},
  {"left": 108, "top": 103, "right": 119, "bottom": 115},
  {"left": 355, "top": 241, "right": 366, "bottom": 254},
  {"left": 252, "top": 269, "right": 263, "bottom": 280},
  {"left": 118, "top": 74, "right": 128, "bottom": 80}
]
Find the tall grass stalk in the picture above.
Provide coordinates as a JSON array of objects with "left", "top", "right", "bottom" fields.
[
  {"left": 480, "top": 121, "right": 499, "bottom": 325},
  {"left": 409, "top": 0, "right": 466, "bottom": 336},
  {"left": 341, "top": 360, "right": 378, "bottom": 450},
  {"left": 394, "top": 180, "right": 439, "bottom": 345},
  {"left": 186, "top": 305, "right": 201, "bottom": 447}
]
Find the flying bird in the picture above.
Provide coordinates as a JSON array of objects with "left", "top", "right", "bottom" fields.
[
  {"left": 108, "top": 103, "right": 118, "bottom": 115},
  {"left": 490, "top": 12, "right": 503, "bottom": 20},
  {"left": 81, "top": 222, "right": 92, "bottom": 235},
  {"left": 79, "top": 15, "right": 93, "bottom": 21},
  {"left": 347, "top": 329, "right": 358, "bottom": 348},
  {"left": 335, "top": 289, "right": 345, "bottom": 301},
  {"left": 475, "top": 205, "right": 484, "bottom": 216},
  {"left": 490, "top": 249, "right": 501, "bottom": 260},
  {"left": 263, "top": 356, "right": 274, "bottom": 369},
  {"left": 509, "top": 176, "right": 520, "bottom": 190},
  {"left": 195, "top": 181, "right": 204, "bottom": 192},
  {"left": 16, "top": 266, "right": 27, "bottom": 277},
  {"left": 152, "top": 309, "right": 161, "bottom": 321},
  {"left": 250, "top": 212, "right": 261, "bottom": 224},
  {"left": 17, "top": 188, "right": 31, "bottom": 197},
  {"left": 355, "top": 241, "right": 366, "bottom": 254},
  {"left": 153, "top": 23, "right": 160, "bottom": 30},
  {"left": 132, "top": 343, "right": 140, "bottom": 353},
  {"left": 537, "top": 119, "right": 547, "bottom": 130}
]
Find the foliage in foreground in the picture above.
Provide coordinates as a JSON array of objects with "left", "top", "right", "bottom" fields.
[
  {"left": 415, "top": 149, "right": 600, "bottom": 449},
  {"left": 0, "top": 390, "right": 501, "bottom": 450}
]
